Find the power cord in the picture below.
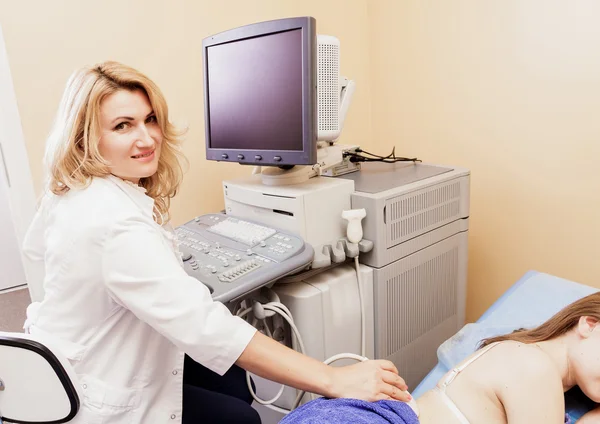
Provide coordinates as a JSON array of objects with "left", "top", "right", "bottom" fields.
[
  {"left": 233, "top": 293, "right": 369, "bottom": 415},
  {"left": 233, "top": 208, "right": 372, "bottom": 414},
  {"left": 341, "top": 208, "right": 368, "bottom": 359},
  {"left": 354, "top": 255, "right": 367, "bottom": 358},
  {"left": 343, "top": 146, "right": 421, "bottom": 164}
]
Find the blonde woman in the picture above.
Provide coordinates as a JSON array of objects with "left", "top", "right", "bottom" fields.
[
  {"left": 282, "top": 292, "right": 600, "bottom": 423},
  {"left": 21, "top": 61, "right": 410, "bottom": 424}
]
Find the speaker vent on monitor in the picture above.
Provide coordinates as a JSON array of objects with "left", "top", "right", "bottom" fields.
[{"left": 317, "top": 35, "right": 340, "bottom": 141}]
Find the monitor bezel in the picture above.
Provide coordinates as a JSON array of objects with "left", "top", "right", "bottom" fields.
[{"left": 202, "top": 16, "right": 317, "bottom": 167}]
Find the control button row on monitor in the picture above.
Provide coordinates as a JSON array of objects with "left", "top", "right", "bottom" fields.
[{"left": 220, "top": 154, "right": 283, "bottom": 162}]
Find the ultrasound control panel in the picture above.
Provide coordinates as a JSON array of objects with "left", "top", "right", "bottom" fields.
[{"left": 175, "top": 214, "right": 314, "bottom": 303}]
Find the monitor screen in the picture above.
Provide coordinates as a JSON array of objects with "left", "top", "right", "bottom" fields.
[
  {"left": 203, "top": 17, "right": 317, "bottom": 166},
  {"left": 206, "top": 29, "right": 303, "bottom": 151}
]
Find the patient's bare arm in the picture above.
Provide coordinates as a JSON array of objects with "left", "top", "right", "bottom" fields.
[{"left": 578, "top": 407, "right": 600, "bottom": 423}]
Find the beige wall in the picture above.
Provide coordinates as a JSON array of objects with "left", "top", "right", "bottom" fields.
[
  {"left": 0, "top": 0, "right": 373, "bottom": 225},
  {"left": 369, "top": 1, "right": 600, "bottom": 321}
]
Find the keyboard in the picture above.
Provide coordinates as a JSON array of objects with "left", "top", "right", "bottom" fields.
[
  {"left": 207, "top": 217, "right": 276, "bottom": 246},
  {"left": 176, "top": 214, "right": 313, "bottom": 303}
]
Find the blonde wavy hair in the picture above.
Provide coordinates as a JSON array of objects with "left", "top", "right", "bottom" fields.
[{"left": 44, "top": 61, "right": 186, "bottom": 223}]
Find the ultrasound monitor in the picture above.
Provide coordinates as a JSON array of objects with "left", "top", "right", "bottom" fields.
[{"left": 202, "top": 17, "right": 317, "bottom": 167}]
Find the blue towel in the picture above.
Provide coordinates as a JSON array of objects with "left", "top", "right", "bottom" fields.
[{"left": 279, "top": 398, "right": 419, "bottom": 424}]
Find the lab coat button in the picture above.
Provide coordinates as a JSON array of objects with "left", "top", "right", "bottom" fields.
[
  {"left": 82, "top": 384, "right": 87, "bottom": 389},
  {"left": 172, "top": 370, "right": 178, "bottom": 375},
  {"left": 171, "top": 414, "right": 176, "bottom": 419}
]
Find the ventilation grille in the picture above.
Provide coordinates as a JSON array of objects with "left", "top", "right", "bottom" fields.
[
  {"left": 317, "top": 42, "right": 339, "bottom": 132},
  {"left": 385, "top": 247, "right": 458, "bottom": 356},
  {"left": 392, "top": 317, "right": 457, "bottom": 390},
  {"left": 386, "top": 181, "right": 461, "bottom": 247}
]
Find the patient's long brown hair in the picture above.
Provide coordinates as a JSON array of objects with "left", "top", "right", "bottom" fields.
[{"left": 479, "top": 292, "right": 600, "bottom": 348}]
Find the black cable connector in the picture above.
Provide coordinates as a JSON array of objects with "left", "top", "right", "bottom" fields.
[{"left": 344, "top": 146, "right": 421, "bottom": 164}]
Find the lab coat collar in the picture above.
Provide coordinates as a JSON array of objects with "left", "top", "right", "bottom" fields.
[{"left": 105, "top": 174, "right": 155, "bottom": 218}]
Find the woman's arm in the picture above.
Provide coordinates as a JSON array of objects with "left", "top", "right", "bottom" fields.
[
  {"left": 578, "top": 407, "right": 600, "bottom": 423},
  {"left": 237, "top": 330, "right": 412, "bottom": 402},
  {"left": 103, "top": 216, "right": 411, "bottom": 402}
]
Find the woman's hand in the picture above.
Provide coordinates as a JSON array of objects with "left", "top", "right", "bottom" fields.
[
  {"left": 327, "top": 359, "right": 412, "bottom": 402},
  {"left": 237, "top": 331, "right": 412, "bottom": 403}
]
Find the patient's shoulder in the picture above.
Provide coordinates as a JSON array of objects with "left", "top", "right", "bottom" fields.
[
  {"left": 489, "top": 341, "right": 562, "bottom": 393},
  {"left": 490, "top": 342, "right": 565, "bottom": 421},
  {"left": 486, "top": 341, "right": 557, "bottom": 373}
]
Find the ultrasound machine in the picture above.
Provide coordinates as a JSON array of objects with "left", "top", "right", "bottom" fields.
[{"left": 174, "top": 16, "right": 471, "bottom": 423}]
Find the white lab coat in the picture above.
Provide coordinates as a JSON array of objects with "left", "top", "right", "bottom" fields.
[{"left": 22, "top": 175, "right": 257, "bottom": 423}]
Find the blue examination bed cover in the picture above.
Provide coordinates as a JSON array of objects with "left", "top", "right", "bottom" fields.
[{"left": 412, "top": 270, "right": 599, "bottom": 422}]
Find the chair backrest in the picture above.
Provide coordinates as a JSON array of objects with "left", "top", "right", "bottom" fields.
[{"left": 0, "top": 331, "right": 80, "bottom": 423}]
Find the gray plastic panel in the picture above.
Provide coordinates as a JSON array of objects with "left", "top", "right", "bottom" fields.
[
  {"left": 372, "top": 232, "right": 468, "bottom": 390},
  {"left": 350, "top": 165, "right": 470, "bottom": 268},
  {"left": 384, "top": 178, "right": 464, "bottom": 249},
  {"left": 339, "top": 162, "right": 452, "bottom": 194}
]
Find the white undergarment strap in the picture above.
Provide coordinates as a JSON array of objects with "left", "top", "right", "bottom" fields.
[
  {"left": 440, "top": 342, "right": 501, "bottom": 387},
  {"left": 433, "top": 386, "right": 471, "bottom": 424}
]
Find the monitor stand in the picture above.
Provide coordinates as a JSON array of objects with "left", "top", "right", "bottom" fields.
[
  {"left": 260, "top": 165, "right": 314, "bottom": 186},
  {"left": 258, "top": 144, "right": 360, "bottom": 187}
]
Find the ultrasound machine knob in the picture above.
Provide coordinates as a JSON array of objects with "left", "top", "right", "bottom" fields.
[{"left": 182, "top": 252, "right": 192, "bottom": 262}]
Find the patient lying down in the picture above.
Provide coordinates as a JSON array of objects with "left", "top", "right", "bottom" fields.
[{"left": 281, "top": 292, "right": 600, "bottom": 423}]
